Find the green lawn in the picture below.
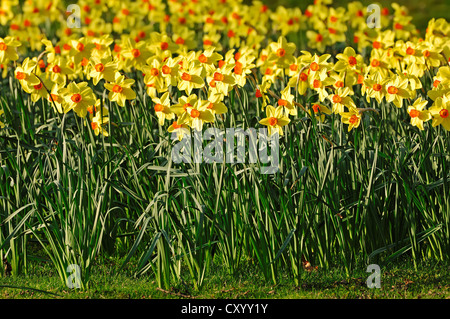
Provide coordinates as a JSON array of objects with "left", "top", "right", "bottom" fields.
[{"left": 1, "top": 256, "right": 449, "bottom": 299}]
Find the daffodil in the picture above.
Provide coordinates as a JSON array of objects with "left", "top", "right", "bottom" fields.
[
  {"left": 206, "top": 64, "right": 236, "bottom": 96},
  {"left": 172, "top": 26, "right": 197, "bottom": 54},
  {"left": 288, "top": 69, "right": 310, "bottom": 96},
  {"left": 369, "top": 30, "right": 396, "bottom": 52},
  {"left": 267, "top": 36, "right": 296, "bottom": 68},
  {"left": 114, "top": 3, "right": 139, "bottom": 33},
  {"left": 46, "top": 56, "right": 74, "bottom": 86},
  {"left": 334, "top": 47, "right": 364, "bottom": 73},
  {"left": 206, "top": 92, "right": 228, "bottom": 115},
  {"left": 270, "top": 6, "right": 303, "bottom": 36},
  {"left": 177, "top": 99, "right": 215, "bottom": 131},
  {"left": 428, "top": 82, "right": 450, "bottom": 102},
  {"left": 202, "top": 11, "right": 226, "bottom": 34},
  {"left": 47, "top": 83, "right": 64, "bottom": 114},
  {"left": 69, "top": 38, "right": 95, "bottom": 64},
  {"left": 0, "top": 36, "right": 21, "bottom": 63},
  {"left": 177, "top": 63, "right": 205, "bottom": 95},
  {"left": 407, "top": 98, "right": 431, "bottom": 130},
  {"left": 398, "top": 76, "right": 416, "bottom": 102},
  {"left": 392, "top": 14, "right": 417, "bottom": 41},
  {"left": 277, "top": 86, "right": 297, "bottom": 116},
  {"left": 171, "top": 94, "right": 199, "bottom": 118},
  {"left": 90, "top": 34, "right": 115, "bottom": 59},
  {"left": 59, "top": 81, "right": 96, "bottom": 117},
  {"left": 104, "top": 74, "right": 136, "bottom": 107},
  {"left": 142, "top": 57, "right": 167, "bottom": 95},
  {"left": 306, "top": 30, "right": 331, "bottom": 53},
  {"left": 0, "top": 1, "right": 14, "bottom": 26},
  {"left": 28, "top": 77, "right": 52, "bottom": 103},
  {"left": 346, "top": 1, "right": 367, "bottom": 29},
  {"left": 399, "top": 41, "right": 423, "bottom": 67},
  {"left": 0, "top": 60, "right": 9, "bottom": 78},
  {"left": 255, "top": 80, "right": 272, "bottom": 109},
  {"left": 328, "top": 87, "right": 356, "bottom": 114},
  {"left": 259, "top": 105, "right": 290, "bottom": 136},
  {"left": 417, "top": 42, "right": 445, "bottom": 68},
  {"left": 329, "top": 71, "right": 356, "bottom": 92},
  {"left": 232, "top": 49, "right": 256, "bottom": 87},
  {"left": 89, "top": 101, "right": 109, "bottom": 137},
  {"left": 308, "top": 53, "right": 332, "bottom": 79},
  {"left": 340, "top": 107, "right": 362, "bottom": 132},
  {"left": 41, "top": 39, "right": 61, "bottom": 64},
  {"left": 262, "top": 64, "right": 283, "bottom": 84},
  {"left": 325, "top": 8, "right": 347, "bottom": 45},
  {"left": 225, "top": 25, "right": 244, "bottom": 49},
  {"left": 145, "top": 0, "right": 167, "bottom": 25},
  {"left": 429, "top": 93, "right": 450, "bottom": 131},
  {"left": 9, "top": 15, "right": 45, "bottom": 52},
  {"left": 149, "top": 31, "right": 179, "bottom": 56},
  {"left": 152, "top": 92, "right": 175, "bottom": 126},
  {"left": 121, "top": 38, "right": 152, "bottom": 71},
  {"left": 310, "top": 76, "right": 335, "bottom": 102},
  {"left": 384, "top": 75, "right": 411, "bottom": 108},
  {"left": 366, "top": 49, "right": 392, "bottom": 82},
  {"left": 285, "top": 56, "right": 303, "bottom": 78},
  {"left": 168, "top": 120, "right": 190, "bottom": 141},
  {"left": 362, "top": 78, "right": 386, "bottom": 104},
  {"left": 89, "top": 55, "right": 118, "bottom": 85},
  {"left": 14, "top": 57, "right": 40, "bottom": 91},
  {"left": 433, "top": 66, "right": 450, "bottom": 88},
  {"left": 202, "top": 31, "right": 223, "bottom": 51},
  {"left": 309, "top": 102, "right": 332, "bottom": 122},
  {"left": 160, "top": 56, "right": 182, "bottom": 87},
  {"left": 256, "top": 48, "right": 271, "bottom": 69},
  {"left": 197, "top": 47, "right": 223, "bottom": 74},
  {"left": 352, "top": 27, "right": 378, "bottom": 53}
]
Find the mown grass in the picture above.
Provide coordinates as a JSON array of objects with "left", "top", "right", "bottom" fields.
[
  {"left": 1, "top": 254, "right": 449, "bottom": 299},
  {"left": 1, "top": 0, "right": 450, "bottom": 296}
]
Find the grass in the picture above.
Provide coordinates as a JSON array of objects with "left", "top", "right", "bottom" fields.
[
  {"left": 1, "top": 254, "right": 449, "bottom": 299},
  {"left": 1, "top": 0, "right": 450, "bottom": 298}
]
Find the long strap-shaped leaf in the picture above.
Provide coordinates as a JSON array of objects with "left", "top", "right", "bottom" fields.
[
  {"left": 0, "top": 205, "right": 35, "bottom": 251},
  {"left": 368, "top": 223, "right": 443, "bottom": 266},
  {"left": 118, "top": 215, "right": 153, "bottom": 272}
]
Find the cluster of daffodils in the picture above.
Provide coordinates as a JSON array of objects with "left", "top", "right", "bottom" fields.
[{"left": 0, "top": 0, "right": 449, "bottom": 138}]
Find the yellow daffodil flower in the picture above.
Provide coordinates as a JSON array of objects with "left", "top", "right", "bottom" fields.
[
  {"left": 309, "top": 102, "right": 332, "bottom": 122},
  {"left": 177, "top": 99, "right": 215, "bottom": 131},
  {"left": 384, "top": 75, "right": 411, "bottom": 108},
  {"left": 0, "top": 36, "right": 21, "bottom": 63},
  {"left": 407, "top": 98, "right": 431, "bottom": 130},
  {"left": 340, "top": 107, "right": 361, "bottom": 132},
  {"left": 429, "top": 93, "right": 450, "bottom": 131},
  {"left": 168, "top": 120, "right": 190, "bottom": 141},
  {"left": 89, "top": 55, "right": 118, "bottom": 85},
  {"left": 259, "top": 105, "right": 290, "bottom": 136},
  {"left": 152, "top": 92, "right": 175, "bottom": 126},
  {"left": 104, "top": 74, "right": 136, "bottom": 107},
  {"left": 59, "top": 81, "right": 96, "bottom": 117}
]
